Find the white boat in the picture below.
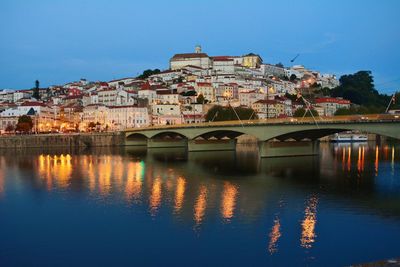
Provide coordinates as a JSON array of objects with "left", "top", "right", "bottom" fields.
[{"left": 330, "top": 133, "right": 368, "bottom": 142}]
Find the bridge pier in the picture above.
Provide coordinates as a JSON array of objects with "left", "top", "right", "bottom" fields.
[
  {"left": 259, "top": 140, "right": 319, "bottom": 158},
  {"left": 147, "top": 138, "right": 187, "bottom": 148},
  {"left": 188, "top": 139, "right": 236, "bottom": 152}
]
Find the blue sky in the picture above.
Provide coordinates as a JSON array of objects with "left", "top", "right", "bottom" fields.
[{"left": 0, "top": 0, "right": 399, "bottom": 94}]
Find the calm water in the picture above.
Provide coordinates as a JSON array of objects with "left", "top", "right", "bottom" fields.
[{"left": 0, "top": 142, "right": 400, "bottom": 266}]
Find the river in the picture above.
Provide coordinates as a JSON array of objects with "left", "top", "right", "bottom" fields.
[{"left": 0, "top": 142, "right": 399, "bottom": 266}]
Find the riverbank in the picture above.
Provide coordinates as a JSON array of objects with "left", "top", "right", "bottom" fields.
[{"left": 0, "top": 132, "right": 125, "bottom": 149}]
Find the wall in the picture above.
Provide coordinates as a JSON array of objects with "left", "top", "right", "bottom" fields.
[{"left": 0, "top": 132, "right": 125, "bottom": 149}]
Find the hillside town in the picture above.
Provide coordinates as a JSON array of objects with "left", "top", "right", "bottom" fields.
[{"left": 0, "top": 46, "right": 350, "bottom": 133}]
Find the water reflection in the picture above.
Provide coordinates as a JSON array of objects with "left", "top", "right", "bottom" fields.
[
  {"left": 0, "top": 142, "right": 400, "bottom": 266},
  {"left": 0, "top": 156, "right": 4, "bottom": 197},
  {"left": 301, "top": 195, "right": 318, "bottom": 249},
  {"left": 194, "top": 185, "right": 207, "bottom": 226},
  {"left": 149, "top": 177, "right": 162, "bottom": 216},
  {"left": 125, "top": 162, "right": 143, "bottom": 202},
  {"left": 174, "top": 177, "right": 186, "bottom": 213},
  {"left": 221, "top": 182, "right": 238, "bottom": 222},
  {"left": 268, "top": 217, "right": 281, "bottom": 254},
  {"left": 37, "top": 154, "right": 73, "bottom": 189}
]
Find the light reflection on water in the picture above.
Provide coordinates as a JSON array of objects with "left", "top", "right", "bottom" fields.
[{"left": 0, "top": 142, "right": 399, "bottom": 266}]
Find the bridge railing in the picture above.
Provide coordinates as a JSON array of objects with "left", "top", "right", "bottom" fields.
[{"left": 126, "top": 114, "right": 400, "bottom": 131}]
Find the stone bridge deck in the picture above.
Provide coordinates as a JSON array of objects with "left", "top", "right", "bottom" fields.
[{"left": 124, "top": 114, "right": 400, "bottom": 157}]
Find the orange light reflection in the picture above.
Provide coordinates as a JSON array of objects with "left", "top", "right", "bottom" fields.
[
  {"left": 221, "top": 182, "right": 238, "bottom": 221},
  {"left": 268, "top": 217, "right": 281, "bottom": 254},
  {"left": 174, "top": 177, "right": 186, "bottom": 213},
  {"left": 194, "top": 185, "right": 207, "bottom": 226},
  {"left": 301, "top": 196, "right": 318, "bottom": 249}
]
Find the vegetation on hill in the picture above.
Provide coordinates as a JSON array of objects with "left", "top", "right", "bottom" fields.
[
  {"left": 293, "top": 108, "right": 319, "bottom": 117},
  {"left": 205, "top": 105, "right": 258, "bottom": 122},
  {"left": 137, "top": 69, "right": 161, "bottom": 79},
  {"left": 288, "top": 71, "right": 399, "bottom": 114},
  {"left": 330, "top": 71, "right": 398, "bottom": 112}
]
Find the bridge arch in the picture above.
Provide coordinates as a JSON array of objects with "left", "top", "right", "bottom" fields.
[
  {"left": 268, "top": 128, "right": 348, "bottom": 141},
  {"left": 126, "top": 133, "right": 149, "bottom": 140},
  {"left": 259, "top": 123, "right": 400, "bottom": 142},
  {"left": 193, "top": 130, "right": 248, "bottom": 140},
  {"left": 150, "top": 131, "right": 188, "bottom": 140}
]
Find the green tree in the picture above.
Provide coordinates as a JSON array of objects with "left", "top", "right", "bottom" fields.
[
  {"left": 289, "top": 74, "right": 297, "bottom": 82},
  {"left": 334, "top": 106, "right": 383, "bottom": 115},
  {"left": 16, "top": 115, "right": 33, "bottom": 133},
  {"left": 205, "top": 105, "right": 258, "bottom": 121},
  {"left": 137, "top": 69, "right": 161, "bottom": 79},
  {"left": 293, "top": 108, "right": 319, "bottom": 117},
  {"left": 330, "top": 71, "right": 390, "bottom": 111}
]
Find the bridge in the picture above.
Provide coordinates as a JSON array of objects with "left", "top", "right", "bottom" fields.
[{"left": 125, "top": 114, "right": 400, "bottom": 157}]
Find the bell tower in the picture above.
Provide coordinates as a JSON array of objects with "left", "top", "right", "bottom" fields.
[{"left": 195, "top": 45, "right": 202, "bottom": 54}]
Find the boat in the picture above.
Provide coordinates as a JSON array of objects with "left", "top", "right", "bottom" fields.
[{"left": 330, "top": 132, "right": 368, "bottom": 142}]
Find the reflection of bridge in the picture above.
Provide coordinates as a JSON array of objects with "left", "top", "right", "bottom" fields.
[{"left": 125, "top": 115, "right": 400, "bottom": 157}]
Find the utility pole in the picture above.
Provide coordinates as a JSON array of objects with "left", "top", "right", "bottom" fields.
[{"left": 267, "top": 88, "right": 269, "bottom": 119}]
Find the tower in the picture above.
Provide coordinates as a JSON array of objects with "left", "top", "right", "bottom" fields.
[{"left": 195, "top": 45, "right": 202, "bottom": 54}]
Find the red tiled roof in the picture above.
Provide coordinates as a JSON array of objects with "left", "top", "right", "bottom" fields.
[
  {"left": 196, "top": 82, "right": 212, "bottom": 87},
  {"left": 212, "top": 56, "right": 234, "bottom": 61},
  {"left": 20, "top": 101, "right": 47, "bottom": 107},
  {"left": 171, "top": 53, "right": 209, "bottom": 60},
  {"left": 141, "top": 81, "right": 151, "bottom": 90},
  {"left": 107, "top": 105, "right": 141, "bottom": 109},
  {"left": 315, "top": 97, "right": 350, "bottom": 104}
]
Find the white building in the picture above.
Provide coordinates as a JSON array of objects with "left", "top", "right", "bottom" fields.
[
  {"left": 182, "top": 103, "right": 204, "bottom": 124},
  {"left": 151, "top": 104, "right": 182, "bottom": 125},
  {"left": 170, "top": 46, "right": 211, "bottom": 70},
  {"left": 239, "top": 90, "right": 266, "bottom": 107},
  {"left": 212, "top": 56, "right": 235, "bottom": 74},
  {"left": 195, "top": 82, "right": 216, "bottom": 103},
  {"left": 107, "top": 105, "right": 149, "bottom": 130},
  {"left": 98, "top": 88, "right": 118, "bottom": 106},
  {"left": 156, "top": 90, "right": 180, "bottom": 104},
  {"left": 315, "top": 97, "right": 351, "bottom": 116}
]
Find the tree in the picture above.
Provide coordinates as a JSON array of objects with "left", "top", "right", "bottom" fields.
[
  {"left": 196, "top": 94, "right": 205, "bottom": 104},
  {"left": 5, "top": 124, "right": 15, "bottom": 133},
  {"left": 293, "top": 108, "right": 319, "bottom": 117},
  {"left": 330, "top": 71, "right": 390, "bottom": 111},
  {"left": 205, "top": 105, "right": 258, "bottom": 121},
  {"left": 16, "top": 115, "right": 33, "bottom": 133},
  {"left": 137, "top": 69, "right": 161, "bottom": 79},
  {"left": 88, "top": 122, "right": 96, "bottom": 131},
  {"left": 275, "top": 62, "right": 284, "bottom": 68},
  {"left": 289, "top": 74, "right": 297, "bottom": 82},
  {"left": 334, "top": 106, "right": 382, "bottom": 116},
  {"left": 32, "top": 80, "right": 40, "bottom": 100}
]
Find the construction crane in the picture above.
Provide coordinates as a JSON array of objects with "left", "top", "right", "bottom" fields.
[{"left": 290, "top": 54, "right": 300, "bottom": 63}]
